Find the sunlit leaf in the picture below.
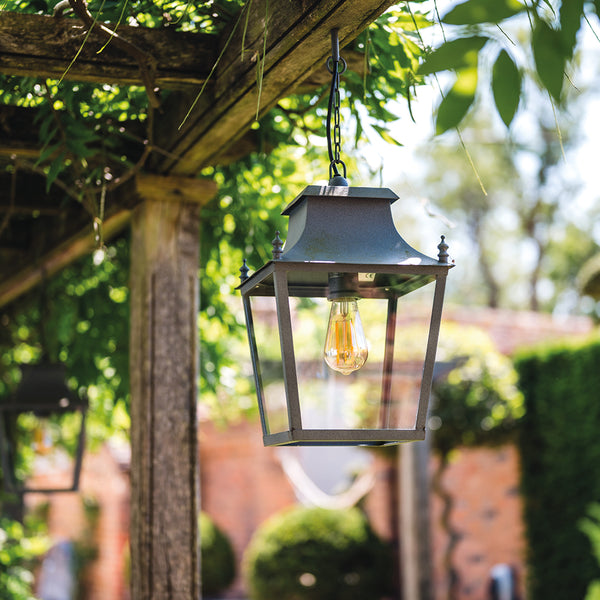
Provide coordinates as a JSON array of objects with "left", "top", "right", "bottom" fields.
[
  {"left": 419, "top": 36, "right": 488, "bottom": 75},
  {"left": 492, "top": 50, "right": 521, "bottom": 127},
  {"left": 443, "top": 0, "right": 525, "bottom": 25},
  {"left": 435, "top": 68, "right": 478, "bottom": 134},
  {"left": 372, "top": 124, "right": 403, "bottom": 146},
  {"left": 531, "top": 19, "right": 566, "bottom": 101}
]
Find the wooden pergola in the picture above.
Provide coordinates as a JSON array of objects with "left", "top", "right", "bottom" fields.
[{"left": 0, "top": 2, "right": 401, "bottom": 598}]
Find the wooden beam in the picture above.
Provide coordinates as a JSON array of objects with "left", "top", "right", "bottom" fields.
[
  {"left": 156, "top": 0, "right": 396, "bottom": 176},
  {"left": 0, "top": 105, "right": 264, "bottom": 166},
  {"left": 0, "top": 12, "right": 215, "bottom": 89},
  {"left": 0, "top": 207, "right": 132, "bottom": 308},
  {"left": 135, "top": 173, "right": 217, "bottom": 204}
]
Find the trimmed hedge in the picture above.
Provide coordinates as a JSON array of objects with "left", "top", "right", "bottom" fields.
[
  {"left": 243, "top": 506, "right": 393, "bottom": 600},
  {"left": 515, "top": 335, "right": 600, "bottom": 600}
]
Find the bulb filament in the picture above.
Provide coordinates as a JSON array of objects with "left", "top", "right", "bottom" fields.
[{"left": 323, "top": 298, "right": 368, "bottom": 375}]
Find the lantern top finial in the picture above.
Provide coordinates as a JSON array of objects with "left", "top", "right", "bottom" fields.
[
  {"left": 437, "top": 235, "right": 450, "bottom": 264},
  {"left": 271, "top": 231, "right": 284, "bottom": 260}
]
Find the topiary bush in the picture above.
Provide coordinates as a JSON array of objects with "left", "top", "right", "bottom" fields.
[
  {"left": 199, "top": 512, "right": 236, "bottom": 597},
  {"left": 243, "top": 506, "right": 392, "bottom": 600}
]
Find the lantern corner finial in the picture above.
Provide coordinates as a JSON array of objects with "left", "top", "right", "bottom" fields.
[
  {"left": 272, "top": 231, "right": 283, "bottom": 259},
  {"left": 239, "top": 259, "right": 250, "bottom": 283},
  {"left": 437, "top": 235, "right": 450, "bottom": 264}
]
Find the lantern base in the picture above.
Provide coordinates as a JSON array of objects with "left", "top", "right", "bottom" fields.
[{"left": 263, "top": 428, "right": 426, "bottom": 447}]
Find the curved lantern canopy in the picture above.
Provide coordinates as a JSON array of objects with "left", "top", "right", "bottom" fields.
[
  {"left": 0, "top": 363, "right": 87, "bottom": 493},
  {"left": 238, "top": 184, "right": 453, "bottom": 446}
]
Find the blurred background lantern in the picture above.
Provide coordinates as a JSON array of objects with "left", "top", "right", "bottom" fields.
[{"left": 0, "top": 362, "right": 87, "bottom": 494}]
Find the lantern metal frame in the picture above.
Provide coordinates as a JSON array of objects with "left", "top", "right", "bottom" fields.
[
  {"left": 239, "top": 184, "right": 453, "bottom": 446},
  {"left": 0, "top": 363, "right": 87, "bottom": 494}
]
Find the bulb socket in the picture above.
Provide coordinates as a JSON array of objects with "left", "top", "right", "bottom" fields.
[{"left": 327, "top": 272, "right": 359, "bottom": 300}]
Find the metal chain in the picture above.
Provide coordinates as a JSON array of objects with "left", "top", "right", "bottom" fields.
[
  {"left": 332, "top": 65, "right": 342, "bottom": 167},
  {"left": 326, "top": 29, "right": 347, "bottom": 181}
]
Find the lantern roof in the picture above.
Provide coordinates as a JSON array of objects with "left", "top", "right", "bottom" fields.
[
  {"left": 0, "top": 363, "right": 86, "bottom": 413},
  {"left": 278, "top": 185, "right": 450, "bottom": 268}
]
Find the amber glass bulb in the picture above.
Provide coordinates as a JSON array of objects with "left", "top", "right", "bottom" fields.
[
  {"left": 323, "top": 298, "right": 368, "bottom": 375},
  {"left": 33, "top": 425, "right": 53, "bottom": 455}
]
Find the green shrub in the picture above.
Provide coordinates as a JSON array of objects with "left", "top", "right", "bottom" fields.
[
  {"left": 200, "top": 512, "right": 236, "bottom": 596},
  {"left": 432, "top": 323, "right": 525, "bottom": 457},
  {"left": 579, "top": 503, "right": 600, "bottom": 600},
  {"left": 515, "top": 334, "right": 600, "bottom": 600},
  {"left": 0, "top": 517, "right": 49, "bottom": 600},
  {"left": 243, "top": 506, "right": 392, "bottom": 600}
]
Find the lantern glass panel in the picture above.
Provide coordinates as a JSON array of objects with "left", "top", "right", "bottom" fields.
[
  {"left": 12, "top": 410, "right": 84, "bottom": 491},
  {"left": 287, "top": 276, "right": 435, "bottom": 431},
  {"left": 248, "top": 295, "right": 288, "bottom": 434}
]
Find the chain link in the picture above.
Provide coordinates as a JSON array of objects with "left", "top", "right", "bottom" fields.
[
  {"left": 332, "top": 64, "right": 342, "bottom": 166},
  {"left": 326, "top": 55, "right": 347, "bottom": 179}
]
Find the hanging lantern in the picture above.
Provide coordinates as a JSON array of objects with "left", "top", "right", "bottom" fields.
[
  {"left": 238, "top": 31, "right": 454, "bottom": 446},
  {"left": 0, "top": 363, "right": 87, "bottom": 493}
]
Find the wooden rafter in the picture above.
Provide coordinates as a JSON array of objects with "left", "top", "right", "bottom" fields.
[{"left": 0, "top": 11, "right": 215, "bottom": 88}]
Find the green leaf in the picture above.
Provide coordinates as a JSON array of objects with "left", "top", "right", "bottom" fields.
[
  {"left": 371, "top": 124, "right": 403, "bottom": 146},
  {"left": 443, "top": 0, "right": 525, "bottom": 25},
  {"left": 419, "top": 36, "right": 488, "bottom": 75},
  {"left": 559, "top": 0, "right": 584, "bottom": 61},
  {"left": 45, "top": 152, "right": 66, "bottom": 193},
  {"left": 36, "top": 141, "right": 60, "bottom": 166},
  {"left": 595, "top": 0, "right": 600, "bottom": 18},
  {"left": 531, "top": 20, "right": 566, "bottom": 101},
  {"left": 492, "top": 50, "right": 521, "bottom": 127},
  {"left": 436, "top": 68, "right": 478, "bottom": 134},
  {"left": 390, "top": 11, "right": 434, "bottom": 31}
]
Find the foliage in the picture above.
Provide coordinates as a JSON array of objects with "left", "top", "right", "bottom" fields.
[
  {"left": 431, "top": 323, "right": 525, "bottom": 457},
  {"left": 580, "top": 503, "right": 600, "bottom": 600},
  {"left": 0, "top": 516, "right": 49, "bottom": 600},
  {"left": 515, "top": 334, "right": 600, "bottom": 600},
  {"left": 243, "top": 505, "right": 393, "bottom": 600},
  {"left": 399, "top": 100, "right": 599, "bottom": 313},
  {"left": 199, "top": 512, "right": 236, "bottom": 596},
  {"left": 419, "top": 0, "right": 596, "bottom": 132},
  {"left": 0, "top": 236, "right": 131, "bottom": 462}
]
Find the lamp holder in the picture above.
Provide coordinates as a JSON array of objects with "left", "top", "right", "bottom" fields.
[{"left": 327, "top": 272, "right": 359, "bottom": 300}]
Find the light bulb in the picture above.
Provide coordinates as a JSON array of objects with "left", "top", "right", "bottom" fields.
[
  {"left": 323, "top": 298, "right": 368, "bottom": 375},
  {"left": 33, "top": 424, "right": 53, "bottom": 455}
]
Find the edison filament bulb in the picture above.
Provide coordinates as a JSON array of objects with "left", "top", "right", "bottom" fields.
[{"left": 323, "top": 297, "right": 368, "bottom": 375}]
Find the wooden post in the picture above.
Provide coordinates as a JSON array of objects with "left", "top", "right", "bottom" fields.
[
  {"left": 399, "top": 440, "right": 433, "bottom": 600},
  {"left": 129, "top": 175, "right": 216, "bottom": 600}
]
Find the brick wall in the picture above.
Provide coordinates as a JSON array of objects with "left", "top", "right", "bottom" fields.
[{"left": 430, "top": 445, "right": 526, "bottom": 600}]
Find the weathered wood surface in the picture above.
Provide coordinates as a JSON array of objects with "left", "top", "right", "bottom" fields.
[
  {"left": 157, "top": 0, "right": 396, "bottom": 176},
  {"left": 0, "top": 11, "right": 215, "bottom": 88},
  {"left": 129, "top": 196, "right": 206, "bottom": 600}
]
